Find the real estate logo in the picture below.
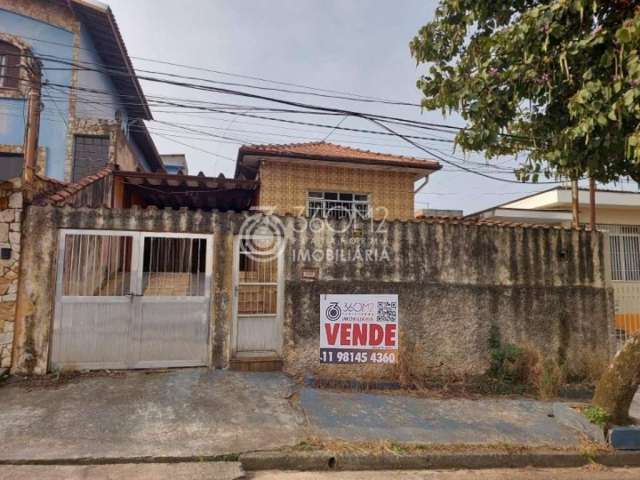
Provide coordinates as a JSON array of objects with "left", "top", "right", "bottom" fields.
[{"left": 320, "top": 294, "right": 398, "bottom": 365}]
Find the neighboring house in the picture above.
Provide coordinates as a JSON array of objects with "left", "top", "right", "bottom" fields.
[
  {"left": 161, "top": 154, "right": 188, "bottom": 175},
  {"left": 0, "top": 0, "right": 166, "bottom": 370},
  {"left": 468, "top": 186, "right": 640, "bottom": 347},
  {"left": 235, "top": 142, "right": 441, "bottom": 221},
  {"left": 0, "top": 0, "right": 164, "bottom": 182}
]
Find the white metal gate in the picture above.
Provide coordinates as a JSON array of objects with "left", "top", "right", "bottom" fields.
[
  {"left": 232, "top": 236, "right": 284, "bottom": 356},
  {"left": 51, "top": 230, "right": 213, "bottom": 370}
]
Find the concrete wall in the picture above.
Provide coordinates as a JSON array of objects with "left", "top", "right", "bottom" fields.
[
  {"left": 11, "top": 207, "right": 615, "bottom": 380},
  {"left": 282, "top": 217, "right": 615, "bottom": 381}
]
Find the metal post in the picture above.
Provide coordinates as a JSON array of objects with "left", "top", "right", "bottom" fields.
[
  {"left": 571, "top": 179, "right": 580, "bottom": 229},
  {"left": 589, "top": 177, "right": 597, "bottom": 231}
]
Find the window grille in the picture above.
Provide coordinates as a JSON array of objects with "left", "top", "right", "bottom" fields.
[
  {"left": 598, "top": 224, "right": 640, "bottom": 352},
  {"left": 307, "top": 191, "right": 370, "bottom": 219},
  {"left": 73, "top": 135, "right": 110, "bottom": 182},
  {"left": 0, "top": 41, "right": 20, "bottom": 89},
  {"left": 598, "top": 224, "right": 640, "bottom": 281}
]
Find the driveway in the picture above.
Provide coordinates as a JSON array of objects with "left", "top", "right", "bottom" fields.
[{"left": 0, "top": 369, "right": 304, "bottom": 462}]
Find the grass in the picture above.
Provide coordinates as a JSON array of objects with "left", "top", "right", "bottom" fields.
[{"left": 287, "top": 436, "right": 610, "bottom": 456}]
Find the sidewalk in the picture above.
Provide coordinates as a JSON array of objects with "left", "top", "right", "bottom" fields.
[{"left": 0, "top": 368, "right": 618, "bottom": 463}]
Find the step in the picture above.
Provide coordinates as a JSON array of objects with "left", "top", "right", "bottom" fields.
[{"left": 230, "top": 355, "right": 283, "bottom": 372}]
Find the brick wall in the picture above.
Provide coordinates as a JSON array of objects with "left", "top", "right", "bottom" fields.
[{"left": 257, "top": 160, "right": 416, "bottom": 220}]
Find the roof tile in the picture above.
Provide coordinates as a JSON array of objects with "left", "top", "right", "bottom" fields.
[{"left": 238, "top": 141, "right": 441, "bottom": 170}]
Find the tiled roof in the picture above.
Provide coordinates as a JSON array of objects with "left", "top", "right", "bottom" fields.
[
  {"left": 415, "top": 213, "right": 579, "bottom": 230},
  {"left": 42, "top": 165, "right": 113, "bottom": 205},
  {"left": 237, "top": 142, "right": 441, "bottom": 170}
]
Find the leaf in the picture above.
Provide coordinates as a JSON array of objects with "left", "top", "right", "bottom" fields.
[
  {"left": 624, "top": 90, "right": 636, "bottom": 107},
  {"left": 616, "top": 27, "right": 632, "bottom": 44}
]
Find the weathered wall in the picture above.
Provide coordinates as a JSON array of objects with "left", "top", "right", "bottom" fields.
[
  {"left": 257, "top": 160, "right": 416, "bottom": 220},
  {"left": 282, "top": 217, "right": 615, "bottom": 381},
  {"left": 12, "top": 207, "right": 615, "bottom": 381},
  {"left": 12, "top": 205, "right": 235, "bottom": 374}
]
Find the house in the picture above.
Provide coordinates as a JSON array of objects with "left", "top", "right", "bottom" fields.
[
  {"left": 235, "top": 142, "right": 441, "bottom": 220},
  {"left": 2, "top": 135, "right": 613, "bottom": 381},
  {"left": 0, "top": 0, "right": 164, "bottom": 182},
  {"left": 0, "top": 0, "right": 166, "bottom": 370},
  {"left": 467, "top": 186, "right": 640, "bottom": 347},
  {"left": 161, "top": 154, "right": 188, "bottom": 175}
]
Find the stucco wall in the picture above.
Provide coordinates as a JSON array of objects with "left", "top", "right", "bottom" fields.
[
  {"left": 257, "top": 160, "right": 416, "bottom": 220},
  {"left": 281, "top": 216, "right": 615, "bottom": 381},
  {"left": 12, "top": 206, "right": 614, "bottom": 380}
]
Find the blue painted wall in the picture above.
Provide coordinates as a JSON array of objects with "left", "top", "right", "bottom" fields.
[
  {"left": 0, "top": 8, "right": 73, "bottom": 179},
  {"left": 0, "top": 8, "right": 152, "bottom": 179},
  {"left": 76, "top": 27, "right": 123, "bottom": 121}
]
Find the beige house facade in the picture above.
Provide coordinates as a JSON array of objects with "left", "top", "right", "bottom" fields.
[{"left": 235, "top": 142, "right": 441, "bottom": 221}]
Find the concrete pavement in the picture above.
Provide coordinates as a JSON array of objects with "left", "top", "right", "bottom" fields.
[
  {"left": 0, "top": 368, "right": 623, "bottom": 464},
  {"left": 299, "top": 388, "right": 588, "bottom": 446},
  {"left": 248, "top": 468, "right": 640, "bottom": 479},
  {"left": 0, "top": 369, "right": 304, "bottom": 462},
  {"left": 0, "top": 462, "right": 245, "bottom": 480}
]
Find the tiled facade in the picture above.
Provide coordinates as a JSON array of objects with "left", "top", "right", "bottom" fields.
[{"left": 257, "top": 160, "right": 416, "bottom": 220}]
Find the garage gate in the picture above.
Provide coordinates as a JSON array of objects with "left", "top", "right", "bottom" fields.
[{"left": 51, "top": 230, "right": 213, "bottom": 370}]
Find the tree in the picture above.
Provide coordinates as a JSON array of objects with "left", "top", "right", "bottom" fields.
[
  {"left": 410, "top": 1, "right": 640, "bottom": 184},
  {"left": 411, "top": 0, "right": 640, "bottom": 423},
  {"left": 593, "top": 332, "right": 640, "bottom": 425}
]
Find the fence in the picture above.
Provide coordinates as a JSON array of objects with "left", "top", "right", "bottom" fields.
[{"left": 598, "top": 224, "right": 640, "bottom": 351}]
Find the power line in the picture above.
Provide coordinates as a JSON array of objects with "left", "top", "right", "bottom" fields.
[
  {"left": 35, "top": 59, "right": 550, "bottom": 183},
  {"left": 362, "top": 117, "right": 569, "bottom": 185}
]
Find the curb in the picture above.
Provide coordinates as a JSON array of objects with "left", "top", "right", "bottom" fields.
[
  {"left": 239, "top": 450, "right": 640, "bottom": 471},
  {"left": 0, "top": 454, "right": 239, "bottom": 466}
]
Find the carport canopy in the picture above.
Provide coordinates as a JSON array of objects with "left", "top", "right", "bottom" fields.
[{"left": 114, "top": 171, "right": 258, "bottom": 211}]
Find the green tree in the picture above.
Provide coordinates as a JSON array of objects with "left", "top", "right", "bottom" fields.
[{"left": 410, "top": 0, "right": 640, "bottom": 183}]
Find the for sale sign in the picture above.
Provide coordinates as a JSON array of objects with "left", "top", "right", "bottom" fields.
[{"left": 320, "top": 294, "right": 398, "bottom": 364}]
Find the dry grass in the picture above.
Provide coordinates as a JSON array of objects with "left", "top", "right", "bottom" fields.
[{"left": 288, "top": 436, "right": 610, "bottom": 456}]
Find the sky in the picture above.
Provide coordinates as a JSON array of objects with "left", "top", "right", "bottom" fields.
[{"left": 102, "top": 0, "right": 603, "bottom": 215}]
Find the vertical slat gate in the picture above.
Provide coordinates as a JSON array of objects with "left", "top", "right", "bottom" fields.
[
  {"left": 51, "top": 230, "right": 212, "bottom": 370},
  {"left": 234, "top": 237, "right": 283, "bottom": 354}
]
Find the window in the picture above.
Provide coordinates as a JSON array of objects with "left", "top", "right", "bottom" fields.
[
  {"left": 307, "top": 191, "right": 370, "bottom": 219},
  {"left": 73, "top": 135, "right": 110, "bottom": 182},
  {"left": 142, "top": 236, "right": 207, "bottom": 296},
  {"left": 0, "top": 153, "right": 23, "bottom": 181},
  {"left": 600, "top": 224, "right": 640, "bottom": 281},
  {"left": 0, "top": 41, "right": 20, "bottom": 89}
]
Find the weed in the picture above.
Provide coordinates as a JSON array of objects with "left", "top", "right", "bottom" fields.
[
  {"left": 537, "top": 359, "right": 563, "bottom": 400},
  {"left": 584, "top": 405, "right": 611, "bottom": 428}
]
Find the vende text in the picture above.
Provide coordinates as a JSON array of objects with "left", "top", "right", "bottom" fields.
[{"left": 324, "top": 322, "right": 397, "bottom": 347}]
